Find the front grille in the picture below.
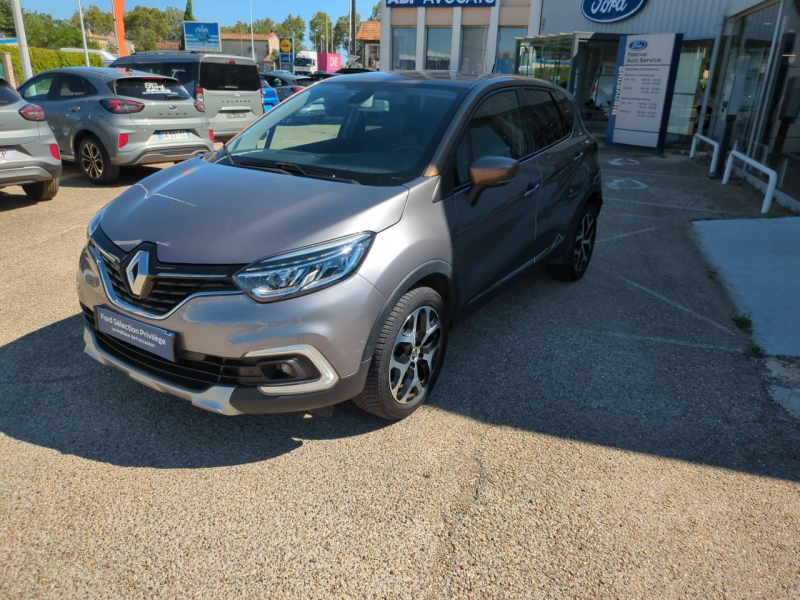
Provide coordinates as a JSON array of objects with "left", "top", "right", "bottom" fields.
[
  {"left": 89, "top": 228, "right": 242, "bottom": 316},
  {"left": 101, "top": 254, "right": 237, "bottom": 316},
  {"left": 92, "top": 326, "right": 270, "bottom": 392}
]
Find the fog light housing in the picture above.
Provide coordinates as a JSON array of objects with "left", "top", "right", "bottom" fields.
[{"left": 258, "top": 356, "right": 319, "bottom": 383}]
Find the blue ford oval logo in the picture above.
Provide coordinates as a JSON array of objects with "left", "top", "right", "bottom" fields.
[
  {"left": 582, "top": 0, "right": 649, "bottom": 24},
  {"left": 629, "top": 40, "right": 648, "bottom": 51}
]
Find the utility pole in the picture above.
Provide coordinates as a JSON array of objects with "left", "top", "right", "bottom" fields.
[
  {"left": 10, "top": 0, "right": 32, "bottom": 80},
  {"left": 248, "top": 0, "right": 256, "bottom": 62},
  {"left": 76, "top": 0, "right": 90, "bottom": 67}
]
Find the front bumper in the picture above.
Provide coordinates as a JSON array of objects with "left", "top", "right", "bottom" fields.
[
  {"left": 83, "top": 326, "right": 371, "bottom": 415},
  {"left": 77, "top": 247, "right": 385, "bottom": 415}
]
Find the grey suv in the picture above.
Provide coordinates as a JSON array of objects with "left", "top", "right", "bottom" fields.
[
  {"left": 0, "top": 77, "right": 62, "bottom": 200},
  {"left": 111, "top": 52, "right": 264, "bottom": 142},
  {"left": 18, "top": 68, "right": 213, "bottom": 184},
  {"left": 78, "top": 72, "right": 602, "bottom": 420}
]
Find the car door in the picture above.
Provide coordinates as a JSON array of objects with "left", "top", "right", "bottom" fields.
[
  {"left": 18, "top": 74, "right": 58, "bottom": 141},
  {"left": 48, "top": 74, "right": 98, "bottom": 156},
  {"left": 449, "top": 89, "right": 543, "bottom": 303},
  {"left": 519, "top": 88, "right": 587, "bottom": 252}
]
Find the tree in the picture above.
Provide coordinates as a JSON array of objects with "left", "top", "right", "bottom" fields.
[
  {"left": 334, "top": 12, "right": 360, "bottom": 54},
  {"left": 124, "top": 6, "right": 170, "bottom": 51},
  {"left": 164, "top": 7, "right": 184, "bottom": 42},
  {"left": 221, "top": 21, "right": 249, "bottom": 34},
  {"left": 23, "top": 11, "right": 83, "bottom": 49},
  {"left": 370, "top": 2, "right": 381, "bottom": 21},
  {"left": 71, "top": 5, "right": 113, "bottom": 36},
  {"left": 252, "top": 18, "right": 276, "bottom": 34},
  {"left": 1, "top": 0, "right": 16, "bottom": 36},
  {"left": 276, "top": 14, "right": 305, "bottom": 50},
  {"left": 309, "top": 11, "right": 333, "bottom": 53},
  {"left": 183, "top": 0, "right": 195, "bottom": 22}
]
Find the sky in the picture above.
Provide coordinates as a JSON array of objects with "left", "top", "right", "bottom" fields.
[{"left": 26, "top": 0, "right": 377, "bottom": 34}]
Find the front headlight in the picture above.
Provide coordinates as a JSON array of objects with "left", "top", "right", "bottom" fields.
[
  {"left": 86, "top": 206, "right": 107, "bottom": 240},
  {"left": 234, "top": 233, "right": 374, "bottom": 302}
]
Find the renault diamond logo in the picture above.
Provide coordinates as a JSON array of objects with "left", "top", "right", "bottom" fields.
[{"left": 125, "top": 250, "right": 154, "bottom": 299}]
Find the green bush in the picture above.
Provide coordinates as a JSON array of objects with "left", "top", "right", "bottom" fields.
[{"left": 2, "top": 45, "right": 103, "bottom": 85}]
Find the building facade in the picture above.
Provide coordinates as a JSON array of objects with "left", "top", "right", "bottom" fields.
[{"left": 380, "top": 0, "right": 799, "bottom": 204}]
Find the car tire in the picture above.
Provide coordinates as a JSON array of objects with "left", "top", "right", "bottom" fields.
[
  {"left": 548, "top": 202, "right": 599, "bottom": 282},
  {"left": 22, "top": 178, "right": 59, "bottom": 201},
  {"left": 78, "top": 135, "right": 119, "bottom": 185},
  {"left": 353, "top": 287, "right": 448, "bottom": 420}
]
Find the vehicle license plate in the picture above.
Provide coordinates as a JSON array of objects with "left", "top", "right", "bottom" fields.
[
  {"left": 157, "top": 131, "right": 190, "bottom": 140},
  {"left": 96, "top": 307, "right": 176, "bottom": 362},
  {"left": 0, "top": 148, "right": 14, "bottom": 161},
  {"left": 226, "top": 112, "right": 247, "bottom": 119}
]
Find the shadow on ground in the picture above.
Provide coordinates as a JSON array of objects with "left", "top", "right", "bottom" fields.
[{"left": 1, "top": 269, "right": 798, "bottom": 479}]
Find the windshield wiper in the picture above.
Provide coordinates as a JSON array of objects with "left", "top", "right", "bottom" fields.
[
  {"left": 273, "top": 162, "right": 360, "bottom": 185},
  {"left": 233, "top": 158, "right": 294, "bottom": 176}
]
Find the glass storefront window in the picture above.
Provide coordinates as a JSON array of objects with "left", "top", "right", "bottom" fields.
[
  {"left": 426, "top": 28, "right": 452, "bottom": 70},
  {"left": 665, "top": 41, "right": 716, "bottom": 144},
  {"left": 461, "top": 27, "right": 488, "bottom": 73},
  {"left": 392, "top": 27, "right": 417, "bottom": 70},
  {"left": 496, "top": 27, "right": 527, "bottom": 74}
]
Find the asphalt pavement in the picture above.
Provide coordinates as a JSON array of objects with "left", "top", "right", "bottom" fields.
[{"left": 1, "top": 154, "right": 798, "bottom": 599}]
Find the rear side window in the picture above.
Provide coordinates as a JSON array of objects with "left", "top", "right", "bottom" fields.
[
  {"left": 134, "top": 62, "right": 199, "bottom": 89},
  {"left": 53, "top": 75, "right": 97, "bottom": 99},
  {"left": 21, "top": 76, "right": 55, "bottom": 101},
  {"left": 199, "top": 63, "right": 260, "bottom": 91},
  {"left": 553, "top": 90, "right": 576, "bottom": 132},
  {"left": 519, "top": 89, "right": 567, "bottom": 151},
  {"left": 0, "top": 80, "right": 20, "bottom": 105},
  {"left": 110, "top": 78, "right": 191, "bottom": 101}
]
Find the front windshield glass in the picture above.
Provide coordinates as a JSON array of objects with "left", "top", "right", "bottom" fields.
[
  {"left": 294, "top": 57, "right": 314, "bottom": 67},
  {"left": 225, "top": 80, "right": 466, "bottom": 186}
]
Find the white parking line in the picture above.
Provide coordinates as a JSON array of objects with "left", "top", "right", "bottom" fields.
[
  {"left": 605, "top": 169, "right": 698, "bottom": 180},
  {"left": 610, "top": 212, "right": 667, "bottom": 221},
  {"left": 605, "top": 197, "right": 744, "bottom": 215},
  {"left": 612, "top": 273, "right": 736, "bottom": 335},
  {"left": 597, "top": 227, "right": 660, "bottom": 244},
  {"left": 584, "top": 330, "right": 743, "bottom": 353}
]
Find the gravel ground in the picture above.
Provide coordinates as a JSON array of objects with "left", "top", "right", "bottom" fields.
[{"left": 1, "top": 153, "right": 798, "bottom": 599}]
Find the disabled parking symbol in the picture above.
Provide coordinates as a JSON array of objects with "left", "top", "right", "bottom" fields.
[{"left": 606, "top": 179, "right": 648, "bottom": 190}]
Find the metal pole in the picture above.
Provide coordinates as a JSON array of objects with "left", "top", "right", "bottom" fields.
[
  {"left": 76, "top": 0, "right": 90, "bottom": 66},
  {"left": 249, "top": 0, "right": 256, "bottom": 62},
  {"left": 10, "top": 0, "right": 33, "bottom": 80},
  {"left": 698, "top": 17, "right": 724, "bottom": 138}
]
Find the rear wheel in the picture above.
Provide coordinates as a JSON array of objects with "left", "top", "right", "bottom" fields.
[
  {"left": 353, "top": 287, "right": 447, "bottom": 420},
  {"left": 548, "top": 202, "right": 599, "bottom": 282},
  {"left": 22, "top": 178, "right": 59, "bottom": 201},
  {"left": 78, "top": 135, "right": 119, "bottom": 185}
]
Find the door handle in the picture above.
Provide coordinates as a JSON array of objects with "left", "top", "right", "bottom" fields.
[
  {"left": 69, "top": 106, "right": 81, "bottom": 112},
  {"left": 524, "top": 182, "right": 540, "bottom": 197},
  {"left": 573, "top": 152, "right": 584, "bottom": 163}
]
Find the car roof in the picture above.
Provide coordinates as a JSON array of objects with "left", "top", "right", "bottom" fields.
[
  {"left": 323, "top": 70, "right": 558, "bottom": 91},
  {"left": 30, "top": 67, "right": 179, "bottom": 82},
  {"left": 122, "top": 51, "right": 256, "bottom": 64}
]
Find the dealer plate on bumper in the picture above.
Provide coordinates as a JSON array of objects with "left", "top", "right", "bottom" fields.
[{"left": 96, "top": 307, "right": 176, "bottom": 362}]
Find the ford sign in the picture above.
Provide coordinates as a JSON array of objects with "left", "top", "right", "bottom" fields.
[
  {"left": 629, "top": 40, "right": 648, "bottom": 50},
  {"left": 582, "top": 0, "right": 649, "bottom": 24}
]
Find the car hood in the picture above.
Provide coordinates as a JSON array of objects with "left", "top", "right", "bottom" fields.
[{"left": 100, "top": 158, "right": 409, "bottom": 264}]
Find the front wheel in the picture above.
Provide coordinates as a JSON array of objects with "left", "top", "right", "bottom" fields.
[
  {"left": 548, "top": 203, "right": 599, "bottom": 282},
  {"left": 353, "top": 287, "right": 448, "bottom": 420}
]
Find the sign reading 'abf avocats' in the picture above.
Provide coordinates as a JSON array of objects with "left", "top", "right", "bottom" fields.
[
  {"left": 606, "top": 33, "right": 683, "bottom": 149},
  {"left": 386, "top": 0, "right": 495, "bottom": 6}
]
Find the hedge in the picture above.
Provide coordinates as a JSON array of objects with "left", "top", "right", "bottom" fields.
[{"left": 3, "top": 45, "right": 103, "bottom": 85}]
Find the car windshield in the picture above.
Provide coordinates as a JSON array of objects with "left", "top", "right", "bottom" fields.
[
  {"left": 294, "top": 57, "right": 314, "bottom": 67},
  {"left": 224, "top": 81, "right": 466, "bottom": 186}
]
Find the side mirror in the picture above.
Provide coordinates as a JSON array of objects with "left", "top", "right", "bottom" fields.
[{"left": 468, "top": 156, "right": 519, "bottom": 207}]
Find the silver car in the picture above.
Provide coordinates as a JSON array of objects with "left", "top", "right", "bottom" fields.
[
  {"left": 110, "top": 52, "right": 264, "bottom": 142},
  {"left": 78, "top": 72, "right": 602, "bottom": 420},
  {"left": 18, "top": 68, "right": 213, "bottom": 184},
  {"left": 0, "top": 77, "right": 62, "bottom": 201}
]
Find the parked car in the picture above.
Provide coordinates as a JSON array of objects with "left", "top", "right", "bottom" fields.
[
  {"left": 60, "top": 47, "right": 118, "bottom": 66},
  {"left": 260, "top": 72, "right": 313, "bottom": 102},
  {"left": 307, "top": 71, "right": 340, "bottom": 82},
  {"left": 0, "top": 77, "right": 61, "bottom": 201},
  {"left": 18, "top": 67, "right": 213, "bottom": 184},
  {"left": 111, "top": 52, "right": 264, "bottom": 142},
  {"left": 337, "top": 68, "right": 377, "bottom": 74},
  {"left": 78, "top": 72, "right": 601, "bottom": 420},
  {"left": 260, "top": 79, "right": 279, "bottom": 111}
]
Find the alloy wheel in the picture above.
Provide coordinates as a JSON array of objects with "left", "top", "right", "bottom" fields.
[
  {"left": 80, "top": 142, "right": 104, "bottom": 180},
  {"left": 572, "top": 212, "right": 595, "bottom": 273},
  {"left": 389, "top": 306, "right": 442, "bottom": 404}
]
